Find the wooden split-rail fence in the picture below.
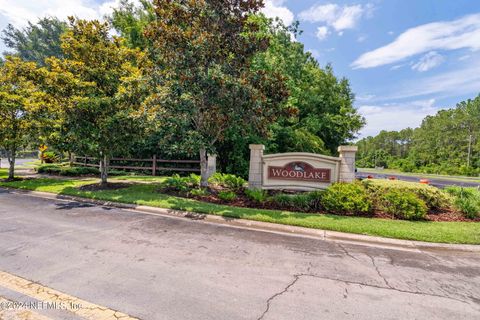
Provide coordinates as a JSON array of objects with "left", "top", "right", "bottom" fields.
[{"left": 73, "top": 156, "right": 201, "bottom": 176}]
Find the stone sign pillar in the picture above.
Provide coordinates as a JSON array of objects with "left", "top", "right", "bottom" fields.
[
  {"left": 207, "top": 154, "right": 217, "bottom": 179},
  {"left": 248, "top": 144, "right": 265, "bottom": 189},
  {"left": 338, "top": 146, "right": 358, "bottom": 183}
]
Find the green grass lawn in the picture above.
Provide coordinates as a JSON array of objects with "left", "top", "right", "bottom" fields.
[{"left": 1, "top": 168, "right": 479, "bottom": 245}]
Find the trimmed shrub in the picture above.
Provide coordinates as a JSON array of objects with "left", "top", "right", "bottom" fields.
[
  {"left": 37, "top": 164, "right": 99, "bottom": 176},
  {"left": 244, "top": 188, "right": 269, "bottom": 203},
  {"left": 60, "top": 167, "right": 100, "bottom": 176},
  {"left": 218, "top": 190, "right": 237, "bottom": 202},
  {"left": 37, "top": 164, "right": 61, "bottom": 174},
  {"left": 321, "top": 183, "right": 373, "bottom": 215},
  {"left": 445, "top": 187, "right": 480, "bottom": 219},
  {"left": 208, "top": 173, "right": 246, "bottom": 191},
  {"left": 362, "top": 179, "right": 452, "bottom": 209},
  {"left": 381, "top": 189, "right": 428, "bottom": 220},
  {"left": 271, "top": 192, "right": 322, "bottom": 212}
]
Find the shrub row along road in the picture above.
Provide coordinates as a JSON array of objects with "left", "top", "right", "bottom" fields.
[
  {"left": 357, "top": 170, "right": 480, "bottom": 188},
  {"left": 0, "top": 189, "right": 479, "bottom": 320}
]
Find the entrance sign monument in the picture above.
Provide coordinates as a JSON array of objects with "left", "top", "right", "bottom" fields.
[{"left": 248, "top": 145, "right": 358, "bottom": 191}]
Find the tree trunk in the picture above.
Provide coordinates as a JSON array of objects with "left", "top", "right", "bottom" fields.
[
  {"left": 7, "top": 147, "right": 16, "bottom": 181},
  {"left": 68, "top": 151, "right": 73, "bottom": 166},
  {"left": 100, "top": 155, "right": 109, "bottom": 186},
  {"left": 199, "top": 147, "right": 208, "bottom": 188}
]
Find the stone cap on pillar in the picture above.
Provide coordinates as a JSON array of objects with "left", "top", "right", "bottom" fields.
[
  {"left": 249, "top": 144, "right": 265, "bottom": 150},
  {"left": 338, "top": 145, "right": 358, "bottom": 153}
]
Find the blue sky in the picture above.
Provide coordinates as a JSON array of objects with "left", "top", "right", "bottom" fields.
[{"left": 1, "top": 0, "right": 479, "bottom": 138}]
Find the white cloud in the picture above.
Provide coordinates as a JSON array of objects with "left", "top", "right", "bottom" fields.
[
  {"left": 357, "top": 35, "right": 367, "bottom": 42},
  {"left": 356, "top": 94, "right": 376, "bottom": 103},
  {"left": 299, "top": 3, "right": 373, "bottom": 39},
  {"left": 0, "top": 0, "right": 144, "bottom": 28},
  {"left": 0, "top": 0, "right": 101, "bottom": 26},
  {"left": 352, "top": 13, "right": 480, "bottom": 69},
  {"left": 262, "top": 0, "right": 294, "bottom": 26},
  {"left": 390, "top": 64, "right": 405, "bottom": 70},
  {"left": 411, "top": 51, "right": 445, "bottom": 72},
  {"left": 391, "top": 58, "right": 480, "bottom": 100},
  {"left": 316, "top": 26, "right": 330, "bottom": 40},
  {"left": 357, "top": 99, "right": 439, "bottom": 137}
]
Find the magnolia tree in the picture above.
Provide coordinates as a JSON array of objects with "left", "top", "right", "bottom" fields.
[
  {"left": 46, "top": 18, "right": 147, "bottom": 185},
  {"left": 144, "top": 0, "right": 288, "bottom": 187},
  {"left": 0, "top": 57, "right": 49, "bottom": 180}
]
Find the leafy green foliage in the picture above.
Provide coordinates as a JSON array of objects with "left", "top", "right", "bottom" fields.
[
  {"left": 218, "top": 190, "right": 237, "bottom": 202},
  {"left": 208, "top": 173, "right": 246, "bottom": 191},
  {"left": 381, "top": 189, "right": 428, "bottom": 220},
  {"left": 162, "top": 174, "right": 200, "bottom": 193},
  {"left": 271, "top": 193, "right": 313, "bottom": 211},
  {"left": 41, "top": 151, "right": 60, "bottom": 163},
  {"left": 321, "top": 183, "right": 373, "bottom": 215},
  {"left": 189, "top": 188, "right": 210, "bottom": 197},
  {"left": 144, "top": 0, "right": 289, "bottom": 186},
  {"left": 109, "top": 0, "right": 155, "bottom": 49},
  {"left": 363, "top": 179, "right": 452, "bottom": 210},
  {"left": 0, "top": 56, "right": 50, "bottom": 180},
  {"left": 1, "top": 17, "right": 67, "bottom": 66},
  {"left": 445, "top": 187, "right": 480, "bottom": 219},
  {"left": 244, "top": 188, "right": 269, "bottom": 203},
  {"left": 45, "top": 18, "right": 147, "bottom": 184}
]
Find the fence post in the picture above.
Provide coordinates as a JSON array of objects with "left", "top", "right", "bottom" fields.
[
  {"left": 207, "top": 154, "right": 217, "bottom": 179},
  {"left": 152, "top": 155, "right": 157, "bottom": 176},
  {"left": 84, "top": 156, "right": 87, "bottom": 166}
]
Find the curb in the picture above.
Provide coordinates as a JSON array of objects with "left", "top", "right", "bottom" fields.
[{"left": 2, "top": 187, "right": 479, "bottom": 253}]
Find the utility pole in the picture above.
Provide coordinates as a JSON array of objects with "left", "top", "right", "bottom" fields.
[{"left": 467, "top": 134, "right": 473, "bottom": 168}]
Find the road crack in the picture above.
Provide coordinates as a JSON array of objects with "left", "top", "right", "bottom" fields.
[
  {"left": 337, "top": 243, "right": 358, "bottom": 261},
  {"left": 257, "top": 274, "right": 304, "bottom": 320},
  {"left": 367, "top": 254, "right": 393, "bottom": 288}
]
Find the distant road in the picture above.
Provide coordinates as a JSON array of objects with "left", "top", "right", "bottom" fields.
[
  {"left": 357, "top": 169, "right": 480, "bottom": 188},
  {"left": 0, "top": 158, "right": 36, "bottom": 169}
]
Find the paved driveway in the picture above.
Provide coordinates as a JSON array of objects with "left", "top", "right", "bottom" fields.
[{"left": 0, "top": 189, "right": 479, "bottom": 320}]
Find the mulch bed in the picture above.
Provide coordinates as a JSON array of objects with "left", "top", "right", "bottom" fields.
[
  {"left": 160, "top": 187, "right": 480, "bottom": 223},
  {"left": 77, "top": 182, "right": 131, "bottom": 191}
]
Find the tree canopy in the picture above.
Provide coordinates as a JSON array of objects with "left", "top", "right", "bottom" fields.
[
  {"left": 0, "top": 57, "right": 50, "bottom": 179},
  {"left": 44, "top": 18, "right": 147, "bottom": 184},
  {"left": 0, "top": 0, "right": 368, "bottom": 184},
  {"left": 1, "top": 17, "right": 67, "bottom": 66},
  {"left": 356, "top": 96, "right": 480, "bottom": 176}
]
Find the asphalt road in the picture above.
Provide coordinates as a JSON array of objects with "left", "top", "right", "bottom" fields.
[
  {"left": 0, "top": 158, "right": 35, "bottom": 170},
  {"left": 357, "top": 170, "right": 480, "bottom": 188},
  {"left": 0, "top": 189, "right": 479, "bottom": 320}
]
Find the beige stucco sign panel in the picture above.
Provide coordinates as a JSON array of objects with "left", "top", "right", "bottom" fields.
[{"left": 262, "top": 153, "right": 341, "bottom": 190}]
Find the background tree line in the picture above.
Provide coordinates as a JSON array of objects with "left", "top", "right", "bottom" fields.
[
  {"left": 356, "top": 95, "right": 480, "bottom": 176},
  {"left": 0, "top": 0, "right": 364, "bottom": 183}
]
